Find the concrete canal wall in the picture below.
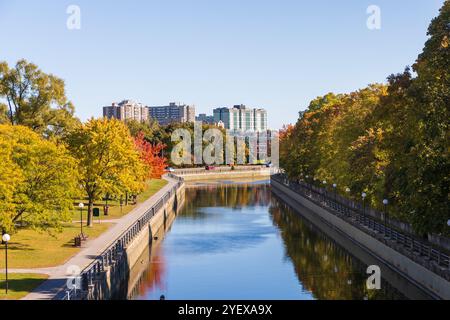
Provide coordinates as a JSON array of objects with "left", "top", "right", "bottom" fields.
[
  {"left": 125, "top": 184, "right": 184, "bottom": 271},
  {"left": 178, "top": 168, "right": 271, "bottom": 181},
  {"left": 126, "top": 193, "right": 182, "bottom": 299},
  {"left": 271, "top": 178, "right": 450, "bottom": 300},
  {"left": 81, "top": 180, "right": 185, "bottom": 300}
]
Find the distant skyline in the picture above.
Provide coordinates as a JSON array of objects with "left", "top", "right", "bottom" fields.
[{"left": 0, "top": 0, "right": 445, "bottom": 129}]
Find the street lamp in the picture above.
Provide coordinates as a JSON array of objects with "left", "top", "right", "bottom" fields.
[
  {"left": 78, "top": 203, "right": 84, "bottom": 237},
  {"left": 322, "top": 181, "right": 327, "bottom": 203},
  {"left": 2, "top": 233, "right": 10, "bottom": 294},
  {"left": 344, "top": 187, "right": 351, "bottom": 216},
  {"left": 332, "top": 183, "right": 337, "bottom": 204},
  {"left": 361, "top": 192, "right": 367, "bottom": 224},
  {"left": 383, "top": 199, "right": 389, "bottom": 236}
]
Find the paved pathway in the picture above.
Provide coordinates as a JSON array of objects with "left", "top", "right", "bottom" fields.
[{"left": 15, "top": 175, "right": 177, "bottom": 300}]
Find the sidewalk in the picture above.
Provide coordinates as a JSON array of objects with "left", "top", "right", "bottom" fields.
[{"left": 18, "top": 175, "right": 178, "bottom": 300}]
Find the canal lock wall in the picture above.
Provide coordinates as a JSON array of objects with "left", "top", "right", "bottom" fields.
[
  {"left": 271, "top": 178, "right": 450, "bottom": 300},
  {"left": 80, "top": 181, "right": 185, "bottom": 300}
]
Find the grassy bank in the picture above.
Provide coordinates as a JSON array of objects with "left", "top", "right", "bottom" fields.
[
  {"left": 0, "top": 274, "right": 48, "bottom": 300},
  {"left": 0, "top": 179, "right": 168, "bottom": 270},
  {"left": 0, "top": 223, "right": 111, "bottom": 269},
  {"left": 72, "top": 179, "right": 168, "bottom": 220}
]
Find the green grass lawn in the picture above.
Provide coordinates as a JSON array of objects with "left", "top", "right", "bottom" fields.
[
  {"left": 0, "top": 273, "right": 48, "bottom": 300},
  {"left": 0, "top": 179, "right": 168, "bottom": 270},
  {"left": 0, "top": 222, "right": 111, "bottom": 269},
  {"left": 72, "top": 179, "right": 168, "bottom": 220}
]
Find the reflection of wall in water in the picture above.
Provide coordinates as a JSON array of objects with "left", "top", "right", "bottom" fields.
[
  {"left": 126, "top": 197, "right": 180, "bottom": 300},
  {"left": 184, "top": 183, "right": 271, "bottom": 211}
]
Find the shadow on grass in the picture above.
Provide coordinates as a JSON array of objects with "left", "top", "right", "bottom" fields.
[
  {"left": 0, "top": 276, "right": 48, "bottom": 299},
  {"left": 0, "top": 242, "right": 34, "bottom": 252}
]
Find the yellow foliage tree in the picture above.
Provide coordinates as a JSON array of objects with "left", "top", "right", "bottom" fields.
[
  {"left": 66, "top": 118, "right": 145, "bottom": 226},
  {"left": 0, "top": 125, "right": 78, "bottom": 233}
]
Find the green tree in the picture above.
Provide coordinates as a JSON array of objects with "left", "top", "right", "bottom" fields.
[
  {"left": 66, "top": 118, "right": 145, "bottom": 226},
  {"left": 280, "top": 1, "right": 450, "bottom": 234},
  {"left": 398, "top": 2, "right": 450, "bottom": 234},
  {"left": 0, "top": 59, "right": 79, "bottom": 138},
  {"left": 0, "top": 124, "right": 78, "bottom": 233},
  {"left": 126, "top": 118, "right": 165, "bottom": 143}
]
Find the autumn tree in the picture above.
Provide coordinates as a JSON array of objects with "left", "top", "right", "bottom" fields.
[
  {"left": 0, "top": 125, "right": 78, "bottom": 233},
  {"left": 392, "top": 2, "right": 450, "bottom": 234},
  {"left": 0, "top": 59, "right": 79, "bottom": 138},
  {"left": 280, "top": 1, "right": 450, "bottom": 234},
  {"left": 66, "top": 118, "right": 145, "bottom": 226},
  {"left": 134, "top": 132, "right": 167, "bottom": 179}
]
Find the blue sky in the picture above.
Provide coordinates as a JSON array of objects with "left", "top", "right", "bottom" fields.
[{"left": 0, "top": 0, "right": 445, "bottom": 129}]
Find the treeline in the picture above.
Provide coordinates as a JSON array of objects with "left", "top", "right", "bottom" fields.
[
  {"left": 0, "top": 60, "right": 167, "bottom": 232},
  {"left": 280, "top": 2, "right": 449, "bottom": 235}
]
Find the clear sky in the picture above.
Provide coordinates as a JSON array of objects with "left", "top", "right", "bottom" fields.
[{"left": 0, "top": 0, "right": 445, "bottom": 129}]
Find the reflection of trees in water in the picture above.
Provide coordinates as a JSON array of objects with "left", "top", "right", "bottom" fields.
[
  {"left": 269, "top": 196, "right": 406, "bottom": 300},
  {"left": 132, "top": 246, "right": 167, "bottom": 299},
  {"left": 183, "top": 184, "right": 271, "bottom": 218}
]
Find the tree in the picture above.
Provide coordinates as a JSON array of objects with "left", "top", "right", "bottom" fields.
[
  {"left": 397, "top": 1, "right": 450, "bottom": 234},
  {"left": 280, "top": 1, "right": 450, "bottom": 234},
  {"left": 126, "top": 118, "right": 165, "bottom": 144},
  {"left": 0, "top": 124, "right": 78, "bottom": 233},
  {"left": 0, "top": 103, "right": 9, "bottom": 124},
  {"left": 0, "top": 59, "right": 79, "bottom": 138},
  {"left": 134, "top": 132, "right": 167, "bottom": 179},
  {"left": 66, "top": 118, "right": 145, "bottom": 226}
]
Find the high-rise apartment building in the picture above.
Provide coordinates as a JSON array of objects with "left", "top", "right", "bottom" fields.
[
  {"left": 103, "top": 100, "right": 149, "bottom": 123},
  {"left": 213, "top": 105, "right": 267, "bottom": 132},
  {"left": 148, "top": 102, "right": 195, "bottom": 125}
]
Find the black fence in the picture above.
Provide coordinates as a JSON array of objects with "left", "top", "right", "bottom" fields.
[
  {"left": 271, "top": 174, "right": 450, "bottom": 272},
  {"left": 63, "top": 176, "right": 184, "bottom": 300},
  {"left": 173, "top": 165, "right": 267, "bottom": 175}
]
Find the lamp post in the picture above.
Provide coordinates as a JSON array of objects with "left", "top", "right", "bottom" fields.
[
  {"left": 304, "top": 175, "right": 311, "bottom": 195},
  {"left": 78, "top": 203, "right": 84, "bottom": 237},
  {"left": 332, "top": 183, "right": 337, "bottom": 202},
  {"left": 383, "top": 199, "right": 389, "bottom": 237},
  {"left": 345, "top": 187, "right": 351, "bottom": 216},
  {"left": 2, "top": 233, "right": 10, "bottom": 294},
  {"left": 322, "top": 180, "right": 327, "bottom": 203},
  {"left": 361, "top": 192, "right": 367, "bottom": 225}
]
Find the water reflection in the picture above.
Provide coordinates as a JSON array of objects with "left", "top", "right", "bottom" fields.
[
  {"left": 131, "top": 182, "right": 429, "bottom": 300},
  {"left": 270, "top": 196, "right": 408, "bottom": 300}
]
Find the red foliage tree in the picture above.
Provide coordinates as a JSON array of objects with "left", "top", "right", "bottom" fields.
[{"left": 134, "top": 132, "right": 167, "bottom": 179}]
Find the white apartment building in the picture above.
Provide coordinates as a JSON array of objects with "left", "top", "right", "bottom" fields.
[{"left": 103, "top": 100, "right": 149, "bottom": 123}]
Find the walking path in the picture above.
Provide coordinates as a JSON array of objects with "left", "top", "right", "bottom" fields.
[{"left": 13, "top": 175, "right": 178, "bottom": 300}]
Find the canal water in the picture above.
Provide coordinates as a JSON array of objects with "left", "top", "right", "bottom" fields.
[{"left": 131, "top": 181, "right": 431, "bottom": 300}]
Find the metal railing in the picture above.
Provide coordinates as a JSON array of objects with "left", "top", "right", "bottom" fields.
[
  {"left": 174, "top": 165, "right": 267, "bottom": 176},
  {"left": 63, "top": 175, "right": 184, "bottom": 300},
  {"left": 272, "top": 174, "right": 450, "bottom": 271}
]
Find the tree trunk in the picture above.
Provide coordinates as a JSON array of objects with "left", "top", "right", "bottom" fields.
[
  {"left": 6, "top": 96, "right": 14, "bottom": 125},
  {"left": 87, "top": 199, "right": 94, "bottom": 227}
]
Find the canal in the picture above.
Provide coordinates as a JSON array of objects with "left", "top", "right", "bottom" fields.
[{"left": 130, "top": 180, "right": 432, "bottom": 300}]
